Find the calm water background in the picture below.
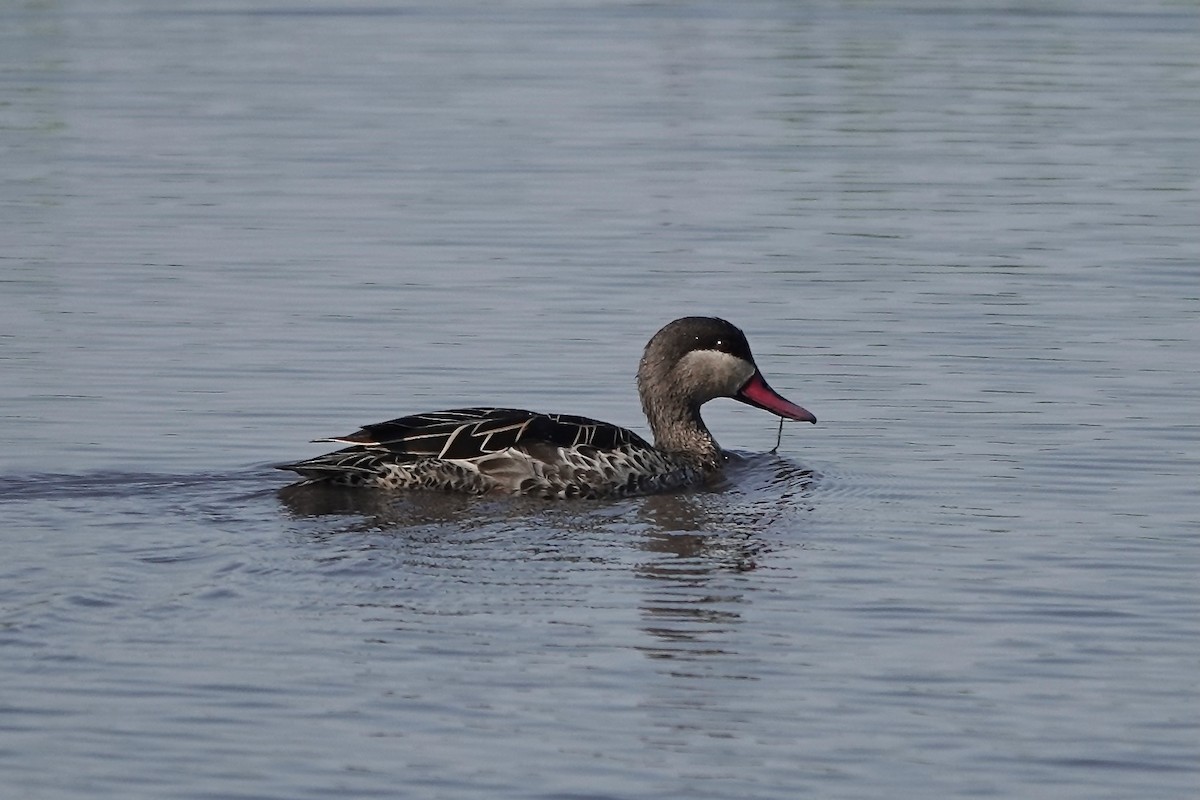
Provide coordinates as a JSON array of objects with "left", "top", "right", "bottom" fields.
[{"left": 2, "top": 1, "right": 1197, "bottom": 798}]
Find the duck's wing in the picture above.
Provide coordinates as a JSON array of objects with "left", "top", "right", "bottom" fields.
[
  {"left": 277, "top": 407, "right": 692, "bottom": 496},
  {"left": 317, "top": 407, "right": 652, "bottom": 461}
]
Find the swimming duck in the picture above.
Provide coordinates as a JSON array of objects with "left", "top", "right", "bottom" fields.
[{"left": 277, "top": 316, "right": 815, "bottom": 499}]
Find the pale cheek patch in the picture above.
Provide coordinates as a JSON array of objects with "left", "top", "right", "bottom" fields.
[{"left": 677, "top": 350, "right": 755, "bottom": 398}]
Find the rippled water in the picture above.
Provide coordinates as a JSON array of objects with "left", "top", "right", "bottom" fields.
[{"left": 2, "top": 2, "right": 1197, "bottom": 798}]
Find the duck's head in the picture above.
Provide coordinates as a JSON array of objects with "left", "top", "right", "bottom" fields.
[{"left": 637, "top": 317, "right": 816, "bottom": 433}]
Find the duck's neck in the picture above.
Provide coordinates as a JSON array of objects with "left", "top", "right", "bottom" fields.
[{"left": 640, "top": 393, "right": 723, "bottom": 472}]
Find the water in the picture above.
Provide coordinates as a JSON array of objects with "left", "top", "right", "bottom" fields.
[{"left": 2, "top": 1, "right": 1197, "bottom": 798}]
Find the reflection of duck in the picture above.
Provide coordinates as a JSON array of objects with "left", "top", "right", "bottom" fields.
[{"left": 278, "top": 317, "right": 816, "bottom": 499}]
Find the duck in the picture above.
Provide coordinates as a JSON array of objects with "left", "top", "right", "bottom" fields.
[{"left": 277, "top": 316, "right": 816, "bottom": 499}]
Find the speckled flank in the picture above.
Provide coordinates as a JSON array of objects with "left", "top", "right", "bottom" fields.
[{"left": 290, "top": 442, "right": 705, "bottom": 499}]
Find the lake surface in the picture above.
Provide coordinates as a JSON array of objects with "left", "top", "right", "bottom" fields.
[{"left": 2, "top": 1, "right": 1197, "bottom": 798}]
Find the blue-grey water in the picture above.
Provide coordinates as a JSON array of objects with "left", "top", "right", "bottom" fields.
[{"left": 2, "top": 2, "right": 1197, "bottom": 798}]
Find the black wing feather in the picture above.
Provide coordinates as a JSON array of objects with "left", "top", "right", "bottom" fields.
[{"left": 325, "top": 407, "right": 649, "bottom": 462}]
